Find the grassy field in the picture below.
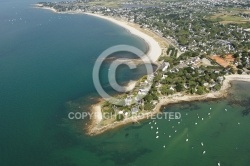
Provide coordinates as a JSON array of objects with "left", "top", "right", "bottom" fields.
[
  {"left": 208, "top": 9, "right": 250, "bottom": 24},
  {"left": 87, "top": 0, "right": 182, "bottom": 8},
  {"left": 87, "top": 0, "right": 125, "bottom": 8}
]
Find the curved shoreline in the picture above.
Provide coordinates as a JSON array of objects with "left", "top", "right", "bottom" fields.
[
  {"left": 34, "top": 5, "right": 163, "bottom": 63},
  {"left": 35, "top": 6, "right": 250, "bottom": 136},
  {"left": 84, "top": 13, "right": 162, "bottom": 63},
  {"left": 35, "top": 5, "right": 166, "bottom": 134},
  {"left": 86, "top": 74, "right": 250, "bottom": 136}
]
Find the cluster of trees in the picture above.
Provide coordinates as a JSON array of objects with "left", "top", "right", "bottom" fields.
[
  {"left": 234, "top": 51, "right": 250, "bottom": 70},
  {"left": 160, "top": 86, "right": 175, "bottom": 95},
  {"left": 178, "top": 51, "right": 199, "bottom": 60},
  {"left": 144, "top": 102, "right": 155, "bottom": 111},
  {"left": 133, "top": 7, "right": 250, "bottom": 54},
  {"left": 155, "top": 55, "right": 224, "bottom": 96},
  {"left": 143, "top": 84, "right": 159, "bottom": 111},
  {"left": 167, "top": 46, "right": 178, "bottom": 57},
  {"left": 159, "top": 56, "right": 179, "bottom": 67}
]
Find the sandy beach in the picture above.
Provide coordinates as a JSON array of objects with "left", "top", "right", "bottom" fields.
[
  {"left": 35, "top": 5, "right": 163, "bottom": 63},
  {"left": 87, "top": 74, "right": 250, "bottom": 136},
  {"left": 34, "top": 4, "right": 57, "bottom": 13},
  {"left": 91, "top": 104, "right": 102, "bottom": 124},
  {"left": 35, "top": 6, "right": 250, "bottom": 136},
  {"left": 85, "top": 13, "right": 162, "bottom": 63}
]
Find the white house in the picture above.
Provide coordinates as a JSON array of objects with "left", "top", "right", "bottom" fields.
[
  {"left": 131, "top": 107, "right": 139, "bottom": 114},
  {"left": 162, "top": 62, "right": 170, "bottom": 72},
  {"left": 125, "top": 96, "right": 132, "bottom": 106}
]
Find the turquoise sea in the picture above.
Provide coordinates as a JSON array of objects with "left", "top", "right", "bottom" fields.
[{"left": 1, "top": 0, "right": 250, "bottom": 166}]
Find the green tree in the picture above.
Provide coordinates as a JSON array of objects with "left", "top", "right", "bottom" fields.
[
  {"left": 176, "top": 83, "right": 184, "bottom": 92},
  {"left": 214, "top": 84, "right": 221, "bottom": 91},
  {"left": 144, "top": 103, "right": 154, "bottom": 111},
  {"left": 237, "top": 69, "right": 243, "bottom": 74},
  {"left": 196, "top": 86, "right": 204, "bottom": 95},
  {"left": 237, "top": 65, "right": 243, "bottom": 69}
]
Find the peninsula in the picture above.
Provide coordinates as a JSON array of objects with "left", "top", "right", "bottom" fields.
[{"left": 36, "top": 0, "right": 250, "bottom": 136}]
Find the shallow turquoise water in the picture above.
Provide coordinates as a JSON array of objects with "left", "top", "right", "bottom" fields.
[
  {"left": 68, "top": 81, "right": 250, "bottom": 166},
  {"left": 1, "top": 0, "right": 250, "bottom": 166}
]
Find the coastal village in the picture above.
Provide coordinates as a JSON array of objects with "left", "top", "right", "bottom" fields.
[{"left": 37, "top": 0, "right": 250, "bottom": 131}]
